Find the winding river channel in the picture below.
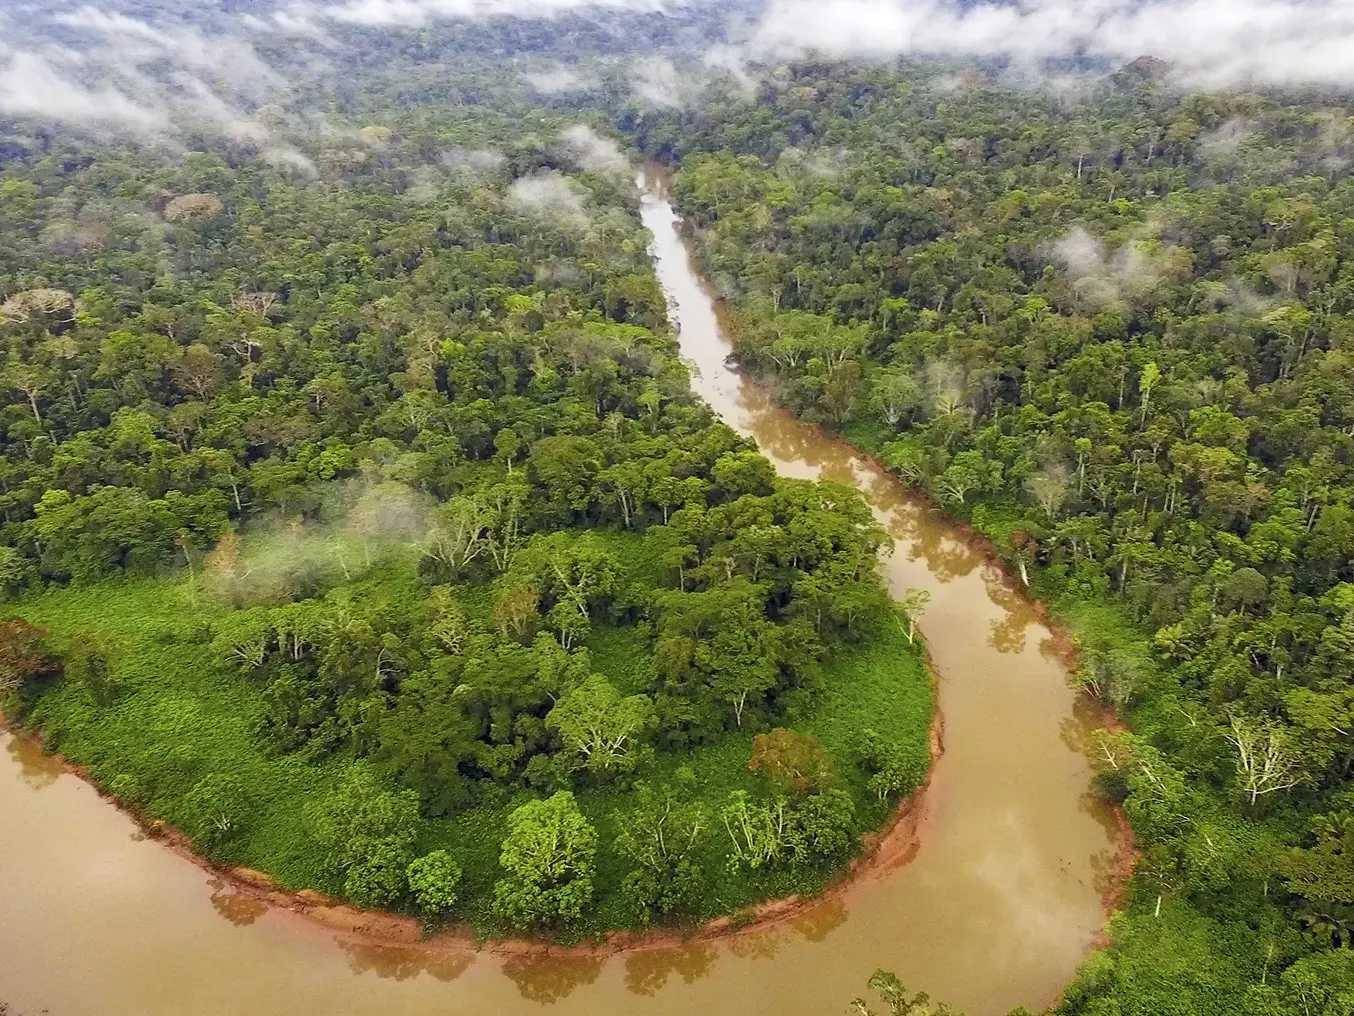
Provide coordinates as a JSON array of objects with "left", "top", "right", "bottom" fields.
[{"left": 0, "top": 170, "right": 1120, "bottom": 1016}]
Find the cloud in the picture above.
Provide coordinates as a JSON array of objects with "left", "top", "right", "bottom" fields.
[
  {"left": 0, "top": 5, "right": 293, "bottom": 146},
  {"left": 263, "top": 145, "right": 320, "bottom": 177},
  {"left": 630, "top": 56, "right": 690, "bottom": 108},
  {"left": 1048, "top": 224, "right": 1184, "bottom": 311},
  {"left": 0, "top": 51, "right": 167, "bottom": 132},
  {"left": 507, "top": 170, "right": 590, "bottom": 227},
  {"left": 523, "top": 64, "right": 599, "bottom": 95},
  {"left": 1198, "top": 117, "right": 1255, "bottom": 160},
  {"left": 559, "top": 124, "right": 631, "bottom": 175},
  {"left": 280, "top": 0, "right": 671, "bottom": 29},
  {"left": 741, "top": 0, "right": 1354, "bottom": 90},
  {"left": 441, "top": 146, "right": 507, "bottom": 176}
]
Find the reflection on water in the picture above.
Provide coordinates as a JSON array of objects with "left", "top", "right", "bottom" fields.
[
  {"left": 624, "top": 942, "right": 717, "bottom": 996},
  {"left": 339, "top": 941, "right": 473, "bottom": 984},
  {"left": 209, "top": 883, "right": 269, "bottom": 927},
  {"left": 501, "top": 952, "right": 605, "bottom": 1003},
  {"left": 0, "top": 170, "right": 1120, "bottom": 1016},
  {"left": 6, "top": 732, "right": 60, "bottom": 790}
]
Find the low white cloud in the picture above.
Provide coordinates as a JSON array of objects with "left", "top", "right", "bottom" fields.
[
  {"left": 441, "top": 146, "right": 507, "bottom": 176},
  {"left": 523, "top": 64, "right": 599, "bottom": 95},
  {"left": 263, "top": 145, "right": 320, "bottom": 177},
  {"left": 0, "top": 51, "right": 166, "bottom": 132},
  {"left": 560, "top": 124, "right": 630, "bottom": 175},
  {"left": 630, "top": 56, "right": 689, "bottom": 108},
  {"left": 743, "top": 0, "right": 1354, "bottom": 91},
  {"left": 286, "top": 0, "right": 670, "bottom": 28},
  {"left": 1048, "top": 224, "right": 1183, "bottom": 311},
  {"left": 508, "top": 170, "right": 590, "bottom": 227}
]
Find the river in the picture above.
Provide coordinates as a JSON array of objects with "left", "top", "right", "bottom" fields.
[{"left": 0, "top": 170, "right": 1119, "bottom": 1016}]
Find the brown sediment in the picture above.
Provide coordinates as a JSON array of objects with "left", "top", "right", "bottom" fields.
[
  {"left": 701, "top": 264, "right": 1141, "bottom": 950},
  {"left": 0, "top": 703, "right": 945, "bottom": 959},
  {"left": 0, "top": 173, "right": 1135, "bottom": 1016},
  {"left": 0, "top": 328, "right": 1138, "bottom": 965}
]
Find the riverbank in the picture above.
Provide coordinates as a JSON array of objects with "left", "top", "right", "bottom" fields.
[
  {"left": 0, "top": 176, "right": 1123, "bottom": 1016},
  {"left": 655, "top": 175, "right": 1140, "bottom": 939},
  {"left": 0, "top": 697, "right": 945, "bottom": 959}
]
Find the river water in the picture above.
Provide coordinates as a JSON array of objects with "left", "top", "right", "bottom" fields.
[{"left": 0, "top": 171, "right": 1118, "bottom": 1016}]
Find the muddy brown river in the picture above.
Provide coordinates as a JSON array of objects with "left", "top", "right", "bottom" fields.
[{"left": 0, "top": 171, "right": 1118, "bottom": 1016}]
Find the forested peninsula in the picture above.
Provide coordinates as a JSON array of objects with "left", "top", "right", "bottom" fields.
[
  {"left": 3, "top": 2, "right": 1354, "bottom": 1014},
  {"left": 0, "top": 108, "right": 933, "bottom": 938}
]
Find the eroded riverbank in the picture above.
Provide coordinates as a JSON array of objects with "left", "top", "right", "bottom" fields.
[{"left": 0, "top": 171, "right": 1121, "bottom": 1016}]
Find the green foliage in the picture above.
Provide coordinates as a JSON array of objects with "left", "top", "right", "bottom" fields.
[
  {"left": 860, "top": 728, "right": 930, "bottom": 802},
  {"left": 307, "top": 765, "right": 419, "bottom": 908},
  {"left": 493, "top": 791, "right": 598, "bottom": 930},
  {"left": 0, "top": 618, "right": 58, "bottom": 696},
  {"left": 747, "top": 727, "right": 833, "bottom": 795},
  {"left": 721, "top": 787, "right": 856, "bottom": 873},
  {"left": 852, "top": 970, "right": 960, "bottom": 1016},
  {"left": 614, "top": 774, "right": 708, "bottom": 924},
  {"left": 546, "top": 674, "right": 655, "bottom": 777},
  {"left": 181, "top": 772, "right": 249, "bottom": 854},
  {"left": 649, "top": 58, "right": 1354, "bottom": 1010},
  {"left": 406, "top": 850, "right": 463, "bottom": 921},
  {"left": 0, "top": 89, "right": 935, "bottom": 941}
]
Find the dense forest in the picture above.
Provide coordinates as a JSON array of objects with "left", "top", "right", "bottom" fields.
[
  {"left": 3, "top": 0, "right": 1354, "bottom": 1013},
  {"left": 0, "top": 101, "right": 932, "bottom": 934},
  {"left": 634, "top": 60, "right": 1354, "bottom": 1014}
]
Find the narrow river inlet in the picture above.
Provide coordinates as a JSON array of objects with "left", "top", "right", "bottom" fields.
[{"left": 0, "top": 171, "right": 1120, "bottom": 1016}]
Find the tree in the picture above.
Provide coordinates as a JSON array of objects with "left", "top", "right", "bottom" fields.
[
  {"left": 172, "top": 343, "right": 223, "bottom": 399},
  {"left": 851, "top": 970, "right": 959, "bottom": 1016},
  {"left": 182, "top": 773, "right": 249, "bottom": 853},
  {"left": 896, "top": 588, "right": 930, "bottom": 644},
  {"left": 493, "top": 791, "right": 598, "bottom": 929},
  {"left": 546, "top": 675, "right": 655, "bottom": 776},
  {"left": 307, "top": 765, "right": 419, "bottom": 907},
  {"left": 747, "top": 728, "right": 833, "bottom": 794},
  {"left": 0, "top": 619, "right": 58, "bottom": 694},
  {"left": 721, "top": 790, "right": 789, "bottom": 871},
  {"left": 615, "top": 776, "right": 707, "bottom": 923},
  {"left": 1226, "top": 713, "right": 1306, "bottom": 806},
  {"left": 860, "top": 728, "right": 929, "bottom": 801},
  {"left": 406, "top": 850, "right": 463, "bottom": 920},
  {"left": 4, "top": 362, "right": 52, "bottom": 422}
]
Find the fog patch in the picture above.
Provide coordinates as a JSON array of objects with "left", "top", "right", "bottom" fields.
[
  {"left": 630, "top": 56, "right": 693, "bottom": 109},
  {"left": 1048, "top": 224, "right": 1188, "bottom": 311},
  {"left": 524, "top": 64, "right": 599, "bottom": 95},
  {"left": 263, "top": 145, "right": 320, "bottom": 178},
  {"left": 0, "top": 51, "right": 167, "bottom": 132},
  {"left": 740, "top": 0, "right": 1354, "bottom": 92},
  {"left": 441, "top": 146, "right": 507, "bottom": 177},
  {"left": 560, "top": 124, "right": 631, "bottom": 176},
  {"left": 289, "top": 0, "right": 671, "bottom": 29},
  {"left": 508, "top": 170, "right": 590, "bottom": 228},
  {"left": 204, "top": 480, "right": 434, "bottom": 607},
  {"left": 1199, "top": 117, "right": 1255, "bottom": 160}
]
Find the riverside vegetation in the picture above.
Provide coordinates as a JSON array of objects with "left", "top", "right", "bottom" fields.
[
  {"left": 4, "top": 2, "right": 1354, "bottom": 1013},
  {"left": 632, "top": 59, "right": 1354, "bottom": 1014},
  {"left": 0, "top": 106, "right": 933, "bottom": 938}
]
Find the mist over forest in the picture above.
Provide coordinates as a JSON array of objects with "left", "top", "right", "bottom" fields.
[{"left": 2, "top": 2, "right": 1354, "bottom": 1015}]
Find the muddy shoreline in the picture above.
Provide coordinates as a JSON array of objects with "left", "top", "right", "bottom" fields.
[
  {"left": 0, "top": 482, "right": 1137, "bottom": 963},
  {"left": 0, "top": 181, "right": 1142, "bottom": 997},
  {"left": 0, "top": 703, "right": 945, "bottom": 958}
]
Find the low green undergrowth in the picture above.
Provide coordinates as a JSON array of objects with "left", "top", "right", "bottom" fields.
[{"left": 7, "top": 559, "right": 932, "bottom": 939}]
